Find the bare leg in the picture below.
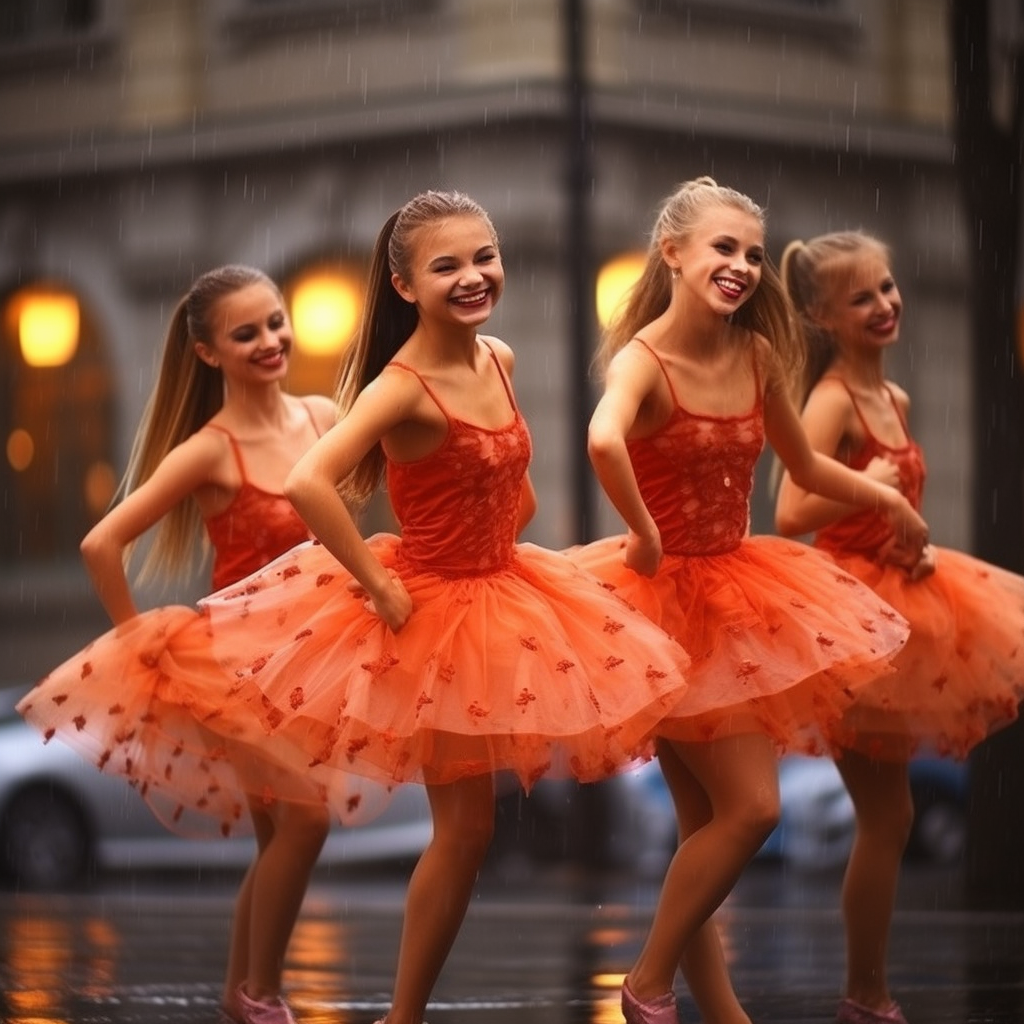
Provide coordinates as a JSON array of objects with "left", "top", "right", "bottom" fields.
[
  {"left": 658, "top": 742, "right": 754, "bottom": 1024},
  {"left": 835, "top": 750, "right": 912, "bottom": 1013},
  {"left": 626, "top": 734, "right": 779, "bottom": 1004},
  {"left": 222, "top": 797, "right": 331, "bottom": 1013},
  {"left": 223, "top": 854, "right": 261, "bottom": 1014},
  {"left": 680, "top": 924, "right": 752, "bottom": 1024},
  {"left": 384, "top": 773, "right": 496, "bottom": 1024}
]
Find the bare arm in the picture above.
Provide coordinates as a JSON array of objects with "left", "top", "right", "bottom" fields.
[
  {"left": 587, "top": 346, "right": 662, "bottom": 575},
  {"left": 775, "top": 383, "right": 867, "bottom": 535},
  {"left": 775, "top": 383, "right": 903, "bottom": 536},
  {"left": 285, "top": 371, "right": 417, "bottom": 633},
  {"left": 763, "top": 361, "right": 927, "bottom": 553},
  {"left": 80, "top": 433, "right": 223, "bottom": 625}
]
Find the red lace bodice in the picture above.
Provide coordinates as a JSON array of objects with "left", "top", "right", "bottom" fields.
[
  {"left": 626, "top": 341, "right": 764, "bottom": 556},
  {"left": 385, "top": 345, "right": 532, "bottom": 577},
  {"left": 203, "top": 414, "right": 318, "bottom": 590},
  {"left": 814, "top": 379, "right": 926, "bottom": 561}
]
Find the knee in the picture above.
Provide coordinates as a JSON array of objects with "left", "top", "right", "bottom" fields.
[
  {"left": 722, "top": 786, "right": 779, "bottom": 851},
  {"left": 851, "top": 786, "right": 914, "bottom": 855},
  {"left": 437, "top": 810, "right": 494, "bottom": 864},
  {"left": 746, "top": 787, "right": 781, "bottom": 846},
  {"left": 288, "top": 800, "right": 332, "bottom": 850},
  {"left": 886, "top": 788, "right": 915, "bottom": 848},
  {"left": 462, "top": 812, "right": 496, "bottom": 860}
]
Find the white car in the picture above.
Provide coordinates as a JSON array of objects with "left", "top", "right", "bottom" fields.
[
  {"left": 764, "top": 754, "right": 969, "bottom": 870},
  {"left": 603, "top": 753, "right": 969, "bottom": 875},
  {"left": 0, "top": 685, "right": 433, "bottom": 890}
]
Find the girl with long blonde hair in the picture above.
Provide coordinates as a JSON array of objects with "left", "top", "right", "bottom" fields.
[
  {"left": 572, "top": 178, "right": 926, "bottom": 1024},
  {"left": 775, "top": 230, "right": 1024, "bottom": 1024}
]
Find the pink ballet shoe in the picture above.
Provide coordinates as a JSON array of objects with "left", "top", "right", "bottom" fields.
[
  {"left": 836, "top": 997, "right": 908, "bottom": 1024},
  {"left": 236, "top": 985, "right": 297, "bottom": 1024},
  {"left": 622, "top": 980, "right": 679, "bottom": 1024}
]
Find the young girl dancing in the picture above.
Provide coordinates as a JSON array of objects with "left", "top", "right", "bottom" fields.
[
  {"left": 197, "top": 190, "right": 693, "bottom": 1024},
  {"left": 18, "top": 265, "right": 342, "bottom": 1024},
  {"left": 776, "top": 230, "right": 1024, "bottom": 1024},
  {"left": 570, "top": 178, "right": 927, "bottom": 1024}
]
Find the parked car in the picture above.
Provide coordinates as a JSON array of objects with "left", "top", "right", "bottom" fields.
[
  {"left": 762, "top": 754, "right": 970, "bottom": 870},
  {"left": 600, "top": 753, "right": 969, "bottom": 875},
  {"left": 0, "top": 685, "right": 433, "bottom": 891}
]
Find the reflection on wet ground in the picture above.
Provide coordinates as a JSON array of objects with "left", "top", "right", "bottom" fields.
[{"left": 0, "top": 860, "right": 1021, "bottom": 1023}]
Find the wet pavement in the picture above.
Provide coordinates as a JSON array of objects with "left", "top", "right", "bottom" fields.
[{"left": 1, "top": 858, "right": 1022, "bottom": 1024}]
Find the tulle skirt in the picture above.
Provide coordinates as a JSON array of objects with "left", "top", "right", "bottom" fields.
[
  {"left": 819, "top": 545, "right": 1024, "bottom": 760},
  {"left": 198, "top": 535, "right": 691, "bottom": 791},
  {"left": 569, "top": 535, "right": 909, "bottom": 754},
  {"left": 16, "top": 607, "right": 394, "bottom": 839}
]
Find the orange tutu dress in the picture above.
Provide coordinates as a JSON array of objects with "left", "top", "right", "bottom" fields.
[
  {"left": 812, "top": 379, "right": 1024, "bottom": 760},
  {"left": 18, "top": 417, "right": 393, "bottom": 838},
  {"left": 198, "top": 351, "right": 690, "bottom": 792},
  {"left": 571, "top": 341, "right": 909, "bottom": 755}
]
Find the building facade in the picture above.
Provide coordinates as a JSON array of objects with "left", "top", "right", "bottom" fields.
[{"left": 0, "top": 0, "right": 978, "bottom": 684}]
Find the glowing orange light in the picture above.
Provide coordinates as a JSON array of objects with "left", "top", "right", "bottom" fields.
[
  {"left": 17, "top": 288, "right": 80, "bottom": 367},
  {"left": 290, "top": 271, "right": 362, "bottom": 356},
  {"left": 596, "top": 251, "right": 647, "bottom": 328},
  {"left": 84, "top": 460, "right": 117, "bottom": 516},
  {"left": 6, "top": 428, "right": 34, "bottom": 471}
]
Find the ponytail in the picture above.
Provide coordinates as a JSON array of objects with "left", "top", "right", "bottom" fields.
[
  {"left": 120, "top": 265, "right": 278, "bottom": 581},
  {"left": 337, "top": 191, "right": 497, "bottom": 506}
]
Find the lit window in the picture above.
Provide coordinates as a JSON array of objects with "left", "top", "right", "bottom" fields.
[
  {"left": 1, "top": 283, "right": 114, "bottom": 565},
  {"left": 284, "top": 261, "right": 366, "bottom": 397}
]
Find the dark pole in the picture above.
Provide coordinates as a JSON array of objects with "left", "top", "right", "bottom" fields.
[
  {"left": 562, "top": 0, "right": 610, "bottom": 868},
  {"left": 564, "top": 0, "right": 597, "bottom": 543},
  {"left": 950, "top": 0, "right": 1024, "bottom": 912}
]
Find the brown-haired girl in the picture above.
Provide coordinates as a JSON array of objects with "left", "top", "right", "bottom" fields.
[
  {"left": 19, "top": 265, "right": 340, "bottom": 1024},
  {"left": 197, "top": 190, "right": 692, "bottom": 1024},
  {"left": 775, "top": 230, "right": 1024, "bottom": 1024},
  {"left": 570, "top": 178, "right": 926, "bottom": 1024}
]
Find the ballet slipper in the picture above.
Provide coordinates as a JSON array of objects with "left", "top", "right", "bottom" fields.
[
  {"left": 622, "top": 979, "right": 679, "bottom": 1024},
  {"left": 236, "top": 985, "right": 297, "bottom": 1024},
  {"left": 836, "top": 996, "right": 908, "bottom": 1024}
]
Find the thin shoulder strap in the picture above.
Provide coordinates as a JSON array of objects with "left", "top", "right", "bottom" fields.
[
  {"left": 203, "top": 424, "right": 247, "bottom": 480},
  {"left": 386, "top": 361, "right": 451, "bottom": 421},
  {"left": 750, "top": 347, "right": 764, "bottom": 408},
  {"left": 820, "top": 375, "right": 878, "bottom": 441},
  {"left": 882, "top": 384, "right": 912, "bottom": 441},
  {"left": 630, "top": 337, "right": 680, "bottom": 406},
  {"left": 298, "top": 397, "right": 324, "bottom": 438},
  {"left": 480, "top": 339, "right": 519, "bottom": 413}
]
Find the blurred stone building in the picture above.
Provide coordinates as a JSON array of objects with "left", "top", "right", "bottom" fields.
[{"left": 0, "top": 0, "right": 975, "bottom": 684}]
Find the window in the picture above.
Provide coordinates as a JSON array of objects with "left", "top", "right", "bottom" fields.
[
  {"left": 0, "top": 0, "right": 120, "bottom": 69},
  {"left": 219, "top": 0, "right": 431, "bottom": 40},
  {"left": 637, "top": 0, "right": 859, "bottom": 47}
]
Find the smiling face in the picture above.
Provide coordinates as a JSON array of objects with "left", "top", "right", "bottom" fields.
[
  {"left": 662, "top": 201, "right": 765, "bottom": 315},
  {"left": 391, "top": 213, "right": 504, "bottom": 330},
  {"left": 817, "top": 249, "right": 902, "bottom": 354},
  {"left": 195, "top": 281, "right": 293, "bottom": 385}
]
